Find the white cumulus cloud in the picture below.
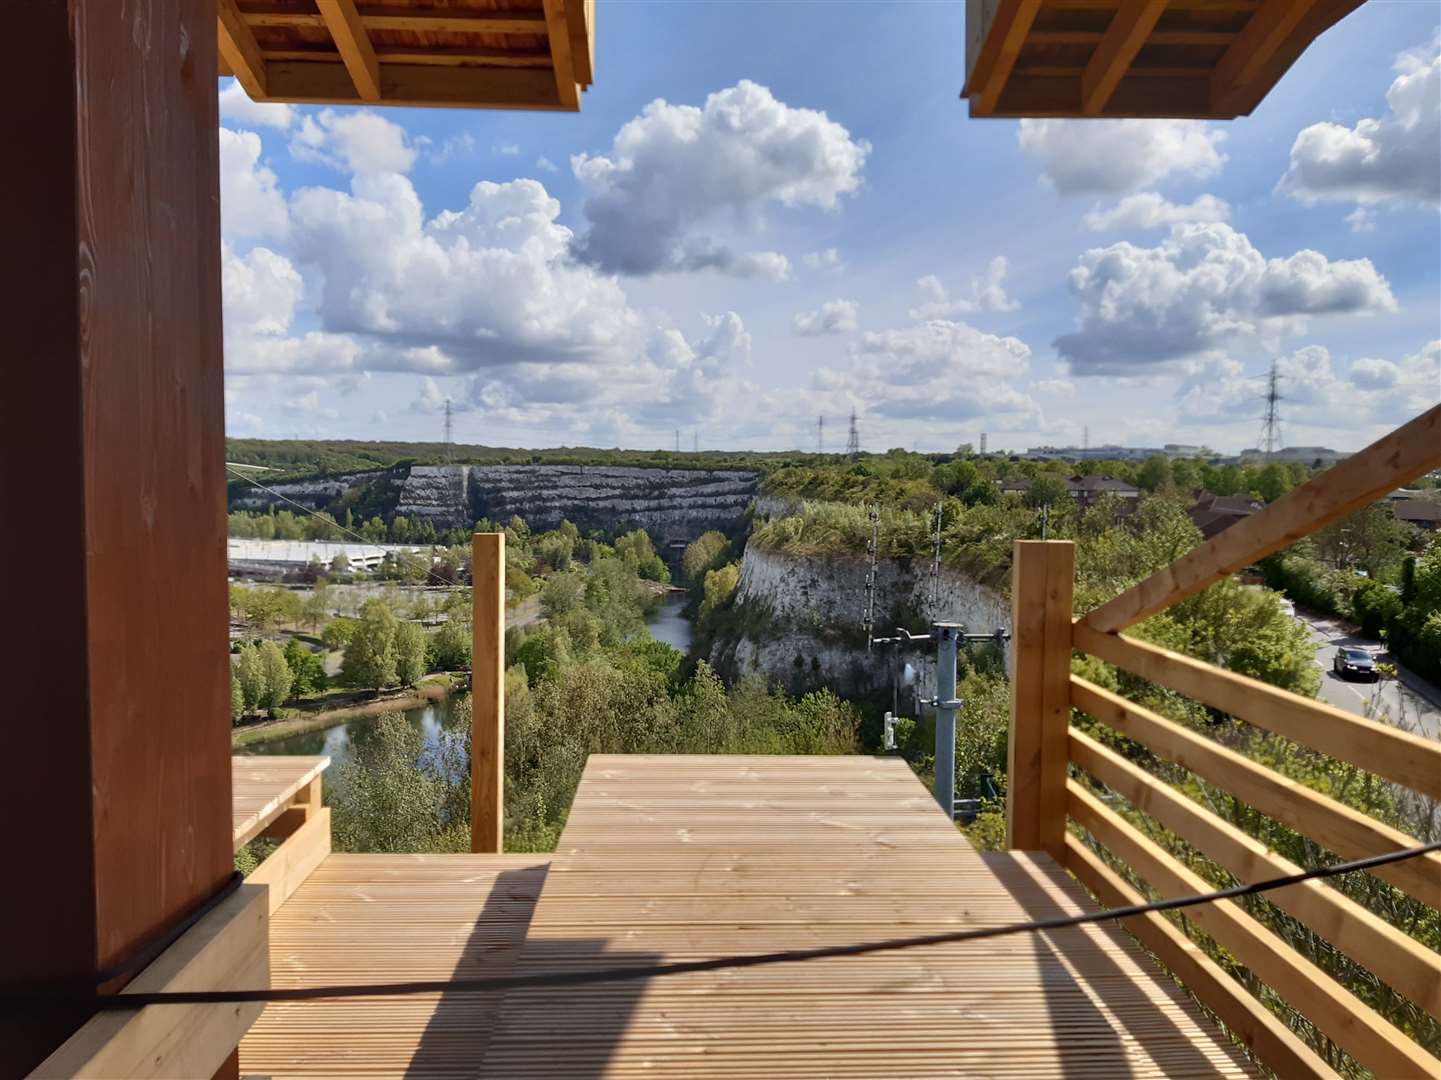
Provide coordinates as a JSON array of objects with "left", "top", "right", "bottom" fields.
[
  {"left": 570, "top": 80, "right": 870, "bottom": 276},
  {"left": 909, "top": 257, "right": 1020, "bottom": 319},
  {"left": 1279, "top": 34, "right": 1440, "bottom": 213},
  {"left": 290, "top": 109, "right": 418, "bottom": 176},
  {"left": 1082, "top": 193, "right": 1231, "bottom": 232},
  {"left": 793, "top": 299, "right": 859, "bottom": 336},
  {"left": 218, "top": 79, "right": 294, "bottom": 130},
  {"left": 1055, "top": 223, "right": 1397, "bottom": 375},
  {"left": 1018, "top": 119, "right": 1227, "bottom": 195},
  {"left": 219, "top": 128, "right": 289, "bottom": 240}
]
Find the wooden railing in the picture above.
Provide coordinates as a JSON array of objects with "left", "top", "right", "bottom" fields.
[{"left": 1007, "top": 404, "right": 1441, "bottom": 1078}]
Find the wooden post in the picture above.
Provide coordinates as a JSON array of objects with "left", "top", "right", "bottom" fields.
[
  {"left": 1006, "top": 540, "right": 1075, "bottom": 854},
  {"left": 1, "top": 2, "right": 234, "bottom": 1075},
  {"left": 471, "top": 533, "right": 506, "bottom": 853}
]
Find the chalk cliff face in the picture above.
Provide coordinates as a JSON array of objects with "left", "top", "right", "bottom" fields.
[
  {"left": 709, "top": 544, "right": 1010, "bottom": 697},
  {"left": 232, "top": 463, "right": 759, "bottom": 541}
]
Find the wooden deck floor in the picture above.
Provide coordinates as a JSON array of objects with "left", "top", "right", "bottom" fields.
[{"left": 240, "top": 755, "right": 1256, "bottom": 1078}]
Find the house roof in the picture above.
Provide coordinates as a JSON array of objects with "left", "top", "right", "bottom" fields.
[
  {"left": 218, "top": 0, "right": 595, "bottom": 111},
  {"left": 1395, "top": 500, "right": 1441, "bottom": 524},
  {"left": 963, "top": 0, "right": 1366, "bottom": 119}
]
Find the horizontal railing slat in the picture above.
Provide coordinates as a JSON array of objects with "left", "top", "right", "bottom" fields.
[
  {"left": 1062, "top": 835, "right": 1335, "bottom": 1079},
  {"left": 1079, "top": 404, "right": 1441, "bottom": 634},
  {"left": 1070, "top": 729, "right": 1441, "bottom": 1020},
  {"left": 1073, "top": 622, "right": 1441, "bottom": 801},
  {"left": 1069, "top": 675, "right": 1441, "bottom": 905},
  {"left": 1068, "top": 781, "right": 1436, "bottom": 1078}
]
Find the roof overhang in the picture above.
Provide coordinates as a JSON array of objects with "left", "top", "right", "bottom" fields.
[
  {"left": 963, "top": 0, "right": 1365, "bottom": 119},
  {"left": 218, "top": 0, "right": 595, "bottom": 111}
]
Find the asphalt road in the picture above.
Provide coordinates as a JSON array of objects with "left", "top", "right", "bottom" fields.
[{"left": 1296, "top": 610, "right": 1441, "bottom": 741}]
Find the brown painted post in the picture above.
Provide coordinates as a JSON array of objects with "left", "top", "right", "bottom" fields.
[
  {"left": 1, "top": 1, "right": 233, "bottom": 1075},
  {"left": 1006, "top": 540, "right": 1075, "bottom": 854},
  {"left": 471, "top": 533, "right": 506, "bottom": 853}
]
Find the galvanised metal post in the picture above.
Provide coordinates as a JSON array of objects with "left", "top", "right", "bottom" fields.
[{"left": 933, "top": 623, "right": 961, "bottom": 816}]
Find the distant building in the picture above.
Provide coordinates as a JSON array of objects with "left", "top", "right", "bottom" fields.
[
  {"left": 998, "top": 474, "right": 1141, "bottom": 511},
  {"left": 1189, "top": 491, "right": 1265, "bottom": 538},
  {"left": 227, "top": 538, "right": 434, "bottom": 579},
  {"left": 1393, "top": 500, "right": 1441, "bottom": 531},
  {"left": 1023, "top": 443, "right": 1212, "bottom": 462},
  {"left": 1238, "top": 446, "right": 1347, "bottom": 467}
]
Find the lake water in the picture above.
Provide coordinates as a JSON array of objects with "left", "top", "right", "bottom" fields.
[
  {"left": 243, "top": 596, "right": 693, "bottom": 789},
  {"left": 647, "top": 592, "right": 693, "bottom": 652}
]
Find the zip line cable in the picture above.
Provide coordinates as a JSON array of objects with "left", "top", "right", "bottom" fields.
[
  {"left": 225, "top": 464, "right": 468, "bottom": 591},
  {"left": 8, "top": 839, "right": 1439, "bottom": 1010}
]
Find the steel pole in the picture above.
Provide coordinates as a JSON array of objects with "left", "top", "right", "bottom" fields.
[{"left": 933, "top": 624, "right": 959, "bottom": 816}]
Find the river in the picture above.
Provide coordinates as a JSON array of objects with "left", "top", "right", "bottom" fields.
[{"left": 245, "top": 595, "right": 694, "bottom": 787}]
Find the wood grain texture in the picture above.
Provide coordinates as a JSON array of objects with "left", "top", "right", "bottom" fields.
[
  {"left": 1073, "top": 621, "right": 1441, "bottom": 800},
  {"left": 232, "top": 755, "right": 330, "bottom": 850},
  {"left": 317, "top": 0, "right": 381, "bottom": 101},
  {"left": 1081, "top": 0, "right": 1167, "bottom": 112},
  {"left": 541, "top": 0, "right": 579, "bottom": 108},
  {"left": 472, "top": 533, "right": 505, "bottom": 853},
  {"left": 1212, "top": 0, "right": 1318, "bottom": 112},
  {"left": 1070, "top": 674, "right": 1441, "bottom": 905},
  {"left": 1081, "top": 404, "right": 1441, "bottom": 633},
  {"left": 3, "top": 1, "right": 231, "bottom": 1072}
]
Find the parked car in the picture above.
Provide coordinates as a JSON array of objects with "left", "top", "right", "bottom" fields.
[{"left": 1333, "top": 647, "right": 1378, "bottom": 682}]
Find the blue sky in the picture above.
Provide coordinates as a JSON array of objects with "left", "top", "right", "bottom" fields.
[{"left": 220, "top": 1, "right": 1440, "bottom": 454}]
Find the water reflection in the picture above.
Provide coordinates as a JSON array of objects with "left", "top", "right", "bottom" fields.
[{"left": 646, "top": 592, "right": 693, "bottom": 652}]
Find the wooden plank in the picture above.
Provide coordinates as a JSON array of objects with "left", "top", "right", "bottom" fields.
[
  {"left": 1070, "top": 729, "right": 1441, "bottom": 1020},
  {"left": 1222, "top": 0, "right": 1365, "bottom": 116},
  {"left": 1070, "top": 675, "right": 1441, "bottom": 905},
  {"left": 257, "top": 804, "right": 309, "bottom": 840},
  {"left": 247, "top": 808, "right": 332, "bottom": 915},
  {"left": 262, "top": 46, "right": 554, "bottom": 68},
  {"left": 1082, "top": 0, "right": 1168, "bottom": 113},
  {"left": 541, "top": 0, "right": 580, "bottom": 110},
  {"left": 1006, "top": 540, "right": 1074, "bottom": 854},
  {"left": 317, "top": 0, "right": 381, "bottom": 102},
  {"left": 1081, "top": 405, "right": 1441, "bottom": 633},
  {"left": 1212, "top": 0, "right": 1318, "bottom": 113},
  {"left": 232, "top": 756, "right": 329, "bottom": 850},
  {"left": 218, "top": 0, "right": 268, "bottom": 98},
  {"left": 1030, "top": 30, "right": 1238, "bottom": 45},
  {"left": 5, "top": 1, "right": 233, "bottom": 1071},
  {"left": 1063, "top": 836, "right": 1334, "bottom": 1079},
  {"left": 472, "top": 533, "right": 505, "bottom": 854},
  {"left": 261, "top": 61, "right": 564, "bottom": 110},
  {"left": 242, "top": 8, "right": 548, "bottom": 34},
  {"left": 966, "top": 0, "right": 1044, "bottom": 114},
  {"left": 1072, "top": 623, "right": 1441, "bottom": 800},
  {"left": 1069, "top": 782, "right": 1436, "bottom": 1077},
  {"left": 31, "top": 884, "right": 268, "bottom": 1079},
  {"left": 569, "top": 0, "right": 597, "bottom": 86}
]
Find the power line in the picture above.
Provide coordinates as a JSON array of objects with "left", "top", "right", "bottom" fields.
[
  {"left": 846, "top": 409, "right": 861, "bottom": 457},
  {"left": 20, "top": 838, "right": 1440, "bottom": 1010},
  {"left": 442, "top": 399, "right": 453, "bottom": 462},
  {"left": 817, "top": 415, "right": 824, "bottom": 455},
  {"left": 1258, "top": 360, "right": 1283, "bottom": 459}
]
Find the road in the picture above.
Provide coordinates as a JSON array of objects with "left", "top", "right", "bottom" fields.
[{"left": 1296, "top": 610, "right": 1441, "bottom": 741}]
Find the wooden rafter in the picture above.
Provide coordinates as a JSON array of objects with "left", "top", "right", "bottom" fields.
[
  {"left": 217, "top": 0, "right": 267, "bottom": 99},
  {"left": 1213, "top": 0, "right": 1320, "bottom": 113},
  {"left": 967, "top": 0, "right": 1043, "bottom": 114},
  {"left": 317, "top": 0, "right": 382, "bottom": 102},
  {"left": 541, "top": 0, "right": 580, "bottom": 109},
  {"left": 1081, "top": 0, "right": 1168, "bottom": 113},
  {"left": 242, "top": 8, "right": 548, "bottom": 35}
]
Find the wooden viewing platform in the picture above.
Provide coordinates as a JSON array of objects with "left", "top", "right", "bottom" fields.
[
  {"left": 239, "top": 755, "right": 1255, "bottom": 1077},
  {"left": 232, "top": 756, "right": 330, "bottom": 851}
]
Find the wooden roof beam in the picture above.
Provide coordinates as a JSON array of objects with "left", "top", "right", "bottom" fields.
[
  {"left": 1082, "top": 0, "right": 1168, "bottom": 113},
  {"left": 967, "top": 0, "right": 1044, "bottom": 115},
  {"left": 217, "top": 0, "right": 268, "bottom": 98},
  {"left": 1212, "top": 0, "right": 1319, "bottom": 114},
  {"left": 541, "top": 0, "right": 580, "bottom": 109},
  {"left": 317, "top": 0, "right": 382, "bottom": 102},
  {"left": 242, "top": 8, "right": 548, "bottom": 35}
]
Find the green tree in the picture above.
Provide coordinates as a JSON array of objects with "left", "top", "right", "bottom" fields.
[
  {"left": 429, "top": 620, "right": 471, "bottom": 671},
  {"left": 701, "top": 563, "right": 741, "bottom": 616},
  {"left": 682, "top": 531, "right": 732, "bottom": 583},
  {"left": 1025, "top": 474, "right": 1069, "bottom": 510},
  {"left": 321, "top": 617, "right": 358, "bottom": 651},
  {"left": 1256, "top": 462, "right": 1294, "bottom": 503},
  {"left": 235, "top": 644, "right": 265, "bottom": 712},
  {"left": 283, "top": 638, "right": 326, "bottom": 696},
  {"left": 540, "top": 571, "right": 585, "bottom": 618},
  {"left": 257, "top": 639, "right": 294, "bottom": 711},
  {"left": 1135, "top": 455, "right": 1170, "bottom": 492},
  {"left": 395, "top": 621, "right": 427, "bottom": 687},
  {"left": 230, "top": 671, "right": 244, "bottom": 724},
  {"left": 342, "top": 599, "right": 399, "bottom": 690}
]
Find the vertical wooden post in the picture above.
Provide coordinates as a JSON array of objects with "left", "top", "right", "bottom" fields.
[
  {"left": 1, "top": 2, "right": 233, "bottom": 1075},
  {"left": 471, "top": 533, "right": 506, "bottom": 853},
  {"left": 1006, "top": 540, "right": 1075, "bottom": 855}
]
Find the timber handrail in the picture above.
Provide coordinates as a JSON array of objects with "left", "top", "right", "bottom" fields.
[
  {"left": 1072, "top": 621, "right": 1441, "bottom": 800},
  {"left": 1004, "top": 407, "right": 1441, "bottom": 1078},
  {"left": 1080, "top": 403, "right": 1441, "bottom": 634}
]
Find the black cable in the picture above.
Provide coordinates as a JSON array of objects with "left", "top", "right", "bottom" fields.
[
  {"left": 8, "top": 839, "right": 1437, "bottom": 1011},
  {"left": 94, "top": 872, "right": 245, "bottom": 985}
]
